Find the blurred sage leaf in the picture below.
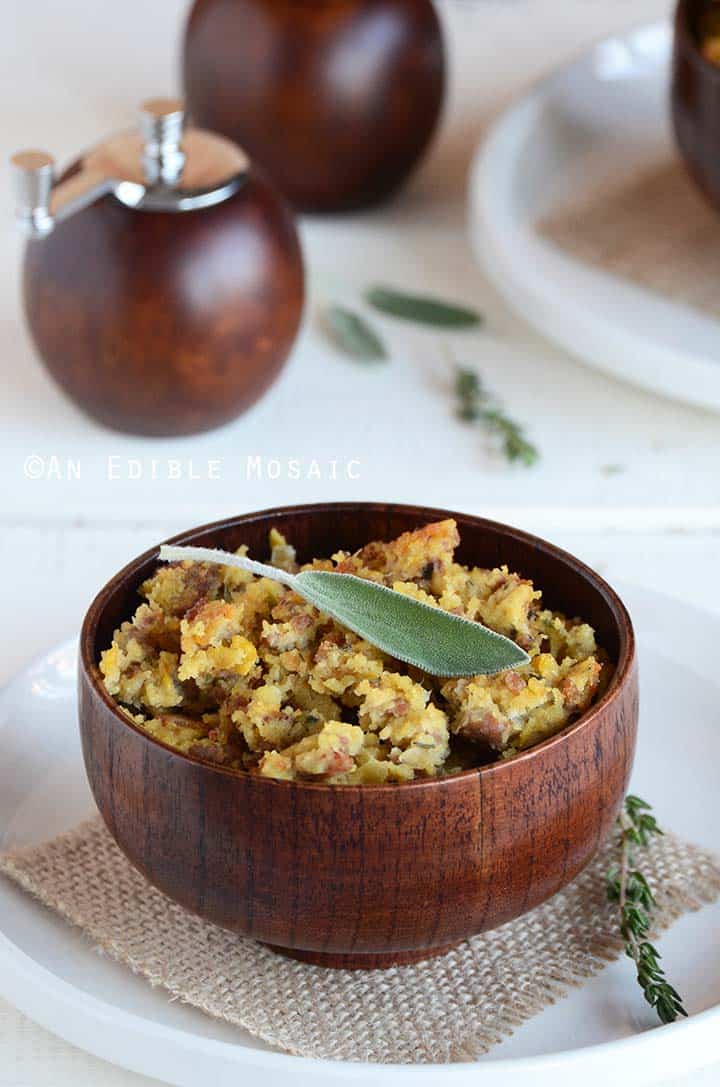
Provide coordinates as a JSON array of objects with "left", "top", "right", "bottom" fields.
[
  {"left": 366, "top": 286, "right": 483, "bottom": 329},
  {"left": 323, "top": 305, "right": 387, "bottom": 361}
]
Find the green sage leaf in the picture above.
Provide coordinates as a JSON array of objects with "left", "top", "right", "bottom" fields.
[
  {"left": 366, "top": 286, "right": 483, "bottom": 329},
  {"left": 323, "top": 305, "right": 387, "bottom": 361},
  {"left": 295, "top": 570, "right": 527, "bottom": 676},
  {"left": 159, "top": 544, "right": 528, "bottom": 678}
]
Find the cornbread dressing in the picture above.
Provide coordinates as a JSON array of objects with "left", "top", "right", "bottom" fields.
[{"left": 100, "top": 521, "right": 610, "bottom": 784}]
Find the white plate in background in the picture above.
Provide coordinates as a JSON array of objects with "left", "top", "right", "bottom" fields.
[{"left": 470, "top": 23, "right": 720, "bottom": 414}]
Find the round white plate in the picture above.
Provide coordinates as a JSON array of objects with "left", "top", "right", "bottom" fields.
[
  {"left": 470, "top": 22, "right": 720, "bottom": 414},
  {"left": 1, "top": 584, "right": 720, "bottom": 1086}
]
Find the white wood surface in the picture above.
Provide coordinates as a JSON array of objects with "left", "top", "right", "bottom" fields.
[{"left": 2, "top": 0, "right": 719, "bottom": 1083}]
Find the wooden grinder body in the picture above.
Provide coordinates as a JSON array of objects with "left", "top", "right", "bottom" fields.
[{"left": 23, "top": 167, "right": 305, "bottom": 436}]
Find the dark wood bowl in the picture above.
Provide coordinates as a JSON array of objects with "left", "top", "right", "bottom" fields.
[
  {"left": 79, "top": 503, "right": 637, "bottom": 969},
  {"left": 182, "top": 0, "right": 446, "bottom": 212},
  {"left": 24, "top": 165, "right": 305, "bottom": 437},
  {"left": 672, "top": 0, "right": 720, "bottom": 212}
]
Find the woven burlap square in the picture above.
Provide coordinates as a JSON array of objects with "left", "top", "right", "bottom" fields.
[
  {"left": 1, "top": 817, "right": 718, "bottom": 1064},
  {"left": 539, "top": 158, "right": 720, "bottom": 320}
]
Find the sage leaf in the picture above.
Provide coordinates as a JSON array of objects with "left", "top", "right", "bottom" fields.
[
  {"left": 323, "top": 305, "right": 387, "bottom": 361},
  {"left": 366, "top": 286, "right": 483, "bottom": 329},
  {"left": 294, "top": 570, "right": 528, "bottom": 676},
  {"left": 159, "top": 544, "right": 528, "bottom": 677}
]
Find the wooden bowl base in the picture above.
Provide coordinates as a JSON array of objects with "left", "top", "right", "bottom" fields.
[{"left": 262, "top": 942, "right": 460, "bottom": 970}]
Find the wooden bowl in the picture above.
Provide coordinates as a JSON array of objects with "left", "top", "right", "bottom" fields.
[
  {"left": 672, "top": 0, "right": 720, "bottom": 212},
  {"left": 182, "top": 0, "right": 446, "bottom": 212},
  {"left": 79, "top": 503, "right": 637, "bottom": 969}
]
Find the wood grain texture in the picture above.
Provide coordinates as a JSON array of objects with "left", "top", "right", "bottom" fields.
[
  {"left": 23, "top": 168, "right": 304, "bottom": 436},
  {"left": 672, "top": 0, "right": 720, "bottom": 214},
  {"left": 79, "top": 503, "right": 638, "bottom": 969},
  {"left": 182, "top": 0, "right": 446, "bottom": 212}
]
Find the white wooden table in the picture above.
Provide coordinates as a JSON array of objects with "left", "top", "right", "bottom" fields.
[{"left": 2, "top": 0, "right": 719, "bottom": 1082}]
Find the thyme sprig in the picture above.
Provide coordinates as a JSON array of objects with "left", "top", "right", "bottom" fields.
[
  {"left": 455, "top": 368, "right": 539, "bottom": 467},
  {"left": 607, "top": 795, "right": 688, "bottom": 1025}
]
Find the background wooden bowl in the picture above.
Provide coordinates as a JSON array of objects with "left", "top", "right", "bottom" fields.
[
  {"left": 182, "top": 0, "right": 446, "bottom": 212},
  {"left": 672, "top": 0, "right": 720, "bottom": 213},
  {"left": 79, "top": 503, "right": 637, "bottom": 969}
]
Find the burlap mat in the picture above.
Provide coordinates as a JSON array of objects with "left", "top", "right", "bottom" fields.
[
  {"left": 1, "top": 816, "right": 718, "bottom": 1064},
  {"left": 538, "top": 158, "right": 720, "bottom": 320}
]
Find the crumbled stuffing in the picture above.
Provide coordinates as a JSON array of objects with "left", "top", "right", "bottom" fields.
[{"left": 100, "top": 521, "right": 610, "bottom": 784}]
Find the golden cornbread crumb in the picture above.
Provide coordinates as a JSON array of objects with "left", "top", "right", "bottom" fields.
[
  {"left": 259, "top": 721, "right": 364, "bottom": 781},
  {"left": 178, "top": 600, "right": 257, "bottom": 685},
  {"left": 99, "top": 520, "right": 610, "bottom": 784}
]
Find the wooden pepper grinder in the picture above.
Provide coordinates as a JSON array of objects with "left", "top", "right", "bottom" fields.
[
  {"left": 11, "top": 99, "right": 305, "bottom": 436},
  {"left": 182, "top": 0, "right": 446, "bottom": 212}
]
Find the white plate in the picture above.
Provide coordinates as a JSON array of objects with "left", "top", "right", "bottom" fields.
[
  {"left": 1, "top": 585, "right": 720, "bottom": 1086},
  {"left": 470, "top": 22, "right": 720, "bottom": 414}
]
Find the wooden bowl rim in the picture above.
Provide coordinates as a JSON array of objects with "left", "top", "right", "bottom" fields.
[
  {"left": 79, "top": 502, "right": 636, "bottom": 794},
  {"left": 674, "top": 0, "right": 720, "bottom": 80}
]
